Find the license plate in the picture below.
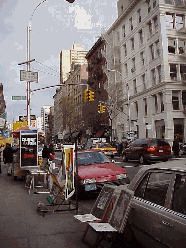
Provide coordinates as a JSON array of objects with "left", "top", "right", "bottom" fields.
[
  {"left": 159, "top": 150, "right": 163, "bottom": 152},
  {"left": 85, "top": 183, "right": 97, "bottom": 192}
]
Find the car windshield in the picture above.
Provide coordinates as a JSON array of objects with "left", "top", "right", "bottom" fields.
[
  {"left": 150, "top": 140, "right": 170, "bottom": 147},
  {"left": 77, "top": 151, "right": 110, "bottom": 166}
]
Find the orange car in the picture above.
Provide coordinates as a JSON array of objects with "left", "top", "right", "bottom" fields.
[{"left": 92, "top": 143, "right": 117, "bottom": 158}]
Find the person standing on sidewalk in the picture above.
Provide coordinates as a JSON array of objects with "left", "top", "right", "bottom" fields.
[
  {"left": 42, "top": 143, "right": 49, "bottom": 170},
  {"left": 3, "top": 143, "right": 13, "bottom": 176}
]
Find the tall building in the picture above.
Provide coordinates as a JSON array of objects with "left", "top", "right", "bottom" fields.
[
  {"left": 53, "top": 64, "right": 88, "bottom": 143},
  {"left": 103, "top": 0, "right": 186, "bottom": 143},
  {"left": 60, "top": 44, "right": 88, "bottom": 83}
]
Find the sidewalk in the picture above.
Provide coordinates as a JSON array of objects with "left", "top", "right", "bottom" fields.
[{"left": 0, "top": 163, "right": 92, "bottom": 248}]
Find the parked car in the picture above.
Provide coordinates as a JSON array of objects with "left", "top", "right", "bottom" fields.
[
  {"left": 77, "top": 150, "right": 129, "bottom": 195},
  {"left": 92, "top": 143, "right": 117, "bottom": 158},
  {"left": 124, "top": 160, "right": 186, "bottom": 248},
  {"left": 122, "top": 138, "right": 171, "bottom": 164}
]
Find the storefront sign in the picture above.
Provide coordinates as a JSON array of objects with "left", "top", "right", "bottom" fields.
[
  {"left": 20, "top": 130, "right": 38, "bottom": 168},
  {"left": 64, "top": 144, "right": 75, "bottom": 199}
]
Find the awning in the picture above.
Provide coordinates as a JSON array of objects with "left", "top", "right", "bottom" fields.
[
  {"left": 94, "top": 130, "right": 104, "bottom": 138},
  {"left": 72, "top": 131, "right": 80, "bottom": 138},
  {"left": 63, "top": 133, "right": 71, "bottom": 139}
]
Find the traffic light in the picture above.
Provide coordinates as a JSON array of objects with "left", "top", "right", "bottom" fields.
[
  {"left": 97, "top": 104, "right": 101, "bottom": 113},
  {"left": 89, "top": 90, "right": 95, "bottom": 102},
  {"left": 84, "top": 89, "right": 90, "bottom": 102},
  {"left": 102, "top": 105, "right": 106, "bottom": 113}
]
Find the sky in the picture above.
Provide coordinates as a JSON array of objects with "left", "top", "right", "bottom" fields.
[{"left": 0, "top": 0, "right": 118, "bottom": 123}]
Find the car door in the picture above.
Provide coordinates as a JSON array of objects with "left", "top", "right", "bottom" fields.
[
  {"left": 128, "top": 170, "right": 174, "bottom": 248},
  {"left": 161, "top": 173, "right": 186, "bottom": 248}
]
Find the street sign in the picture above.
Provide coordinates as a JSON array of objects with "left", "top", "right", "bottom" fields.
[
  {"left": 12, "top": 96, "right": 26, "bottom": 100},
  {"left": 20, "top": 70, "right": 38, "bottom": 83},
  {"left": 19, "top": 115, "right": 36, "bottom": 121},
  {"left": 58, "top": 132, "right": 63, "bottom": 139},
  {"left": 0, "top": 118, "right": 5, "bottom": 128}
]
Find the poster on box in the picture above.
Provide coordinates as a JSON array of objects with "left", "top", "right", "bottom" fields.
[
  {"left": 20, "top": 130, "right": 38, "bottom": 168},
  {"left": 64, "top": 144, "right": 75, "bottom": 199}
]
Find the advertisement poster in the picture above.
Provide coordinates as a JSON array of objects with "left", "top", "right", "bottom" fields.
[
  {"left": 64, "top": 144, "right": 75, "bottom": 199},
  {"left": 20, "top": 130, "right": 38, "bottom": 168}
]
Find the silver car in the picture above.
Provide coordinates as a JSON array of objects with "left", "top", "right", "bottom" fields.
[{"left": 124, "top": 160, "right": 186, "bottom": 248}]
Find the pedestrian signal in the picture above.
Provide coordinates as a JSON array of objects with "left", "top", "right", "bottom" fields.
[
  {"left": 89, "top": 90, "right": 95, "bottom": 101},
  {"left": 102, "top": 105, "right": 106, "bottom": 113},
  {"left": 97, "top": 104, "right": 101, "bottom": 113}
]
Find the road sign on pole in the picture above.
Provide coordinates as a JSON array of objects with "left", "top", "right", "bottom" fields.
[
  {"left": 20, "top": 70, "right": 38, "bottom": 83},
  {"left": 12, "top": 96, "right": 26, "bottom": 100}
]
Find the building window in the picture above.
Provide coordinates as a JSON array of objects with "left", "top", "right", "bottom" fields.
[
  {"left": 165, "top": 0, "right": 173, "bottom": 3},
  {"left": 178, "top": 39, "right": 185, "bottom": 54},
  {"left": 172, "top": 90, "right": 180, "bottom": 110},
  {"left": 159, "top": 92, "right": 164, "bottom": 112},
  {"left": 131, "top": 37, "right": 134, "bottom": 51},
  {"left": 140, "top": 52, "right": 145, "bottom": 66},
  {"left": 124, "top": 44, "right": 127, "bottom": 57},
  {"left": 168, "top": 38, "right": 176, "bottom": 53},
  {"left": 157, "top": 65, "right": 161, "bottom": 83},
  {"left": 122, "top": 25, "right": 125, "bottom": 38},
  {"left": 142, "top": 74, "right": 146, "bottom": 89},
  {"left": 153, "top": 0, "right": 157, "bottom": 8},
  {"left": 129, "top": 17, "right": 133, "bottom": 31},
  {"left": 154, "top": 16, "right": 158, "bottom": 32},
  {"left": 154, "top": 95, "right": 158, "bottom": 113},
  {"left": 147, "top": 0, "right": 151, "bottom": 13},
  {"left": 150, "top": 44, "right": 154, "bottom": 60},
  {"left": 131, "top": 57, "right": 135, "bottom": 72},
  {"left": 166, "top": 13, "right": 184, "bottom": 29},
  {"left": 180, "top": 65, "right": 186, "bottom": 80},
  {"left": 137, "top": 9, "right": 141, "bottom": 23},
  {"left": 176, "top": 14, "right": 184, "bottom": 29},
  {"left": 143, "top": 98, "right": 147, "bottom": 116},
  {"left": 170, "top": 64, "right": 177, "bottom": 80},
  {"left": 151, "top": 68, "right": 156, "bottom": 85},
  {"left": 135, "top": 102, "right": 138, "bottom": 118},
  {"left": 133, "top": 79, "right": 137, "bottom": 94},
  {"left": 148, "top": 21, "right": 153, "bottom": 37},
  {"left": 116, "top": 32, "right": 120, "bottom": 45},
  {"left": 155, "top": 40, "right": 160, "bottom": 56},
  {"left": 125, "top": 63, "right": 128, "bottom": 76},
  {"left": 139, "top": 29, "right": 143, "bottom": 45},
  {"left": 182, "top": 91, "right": 186, "bottom": 110}
]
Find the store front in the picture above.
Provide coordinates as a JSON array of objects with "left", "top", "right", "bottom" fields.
[
  {"left": 173, "top": 118, "right": 184, "bottom": 142},
  {"left": 155, "top": 120, "right": 165, "bottom": 139}
]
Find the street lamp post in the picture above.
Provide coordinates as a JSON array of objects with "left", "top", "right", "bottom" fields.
[{"left": 107, "top": 69, "right": 131, "bottom": 138}]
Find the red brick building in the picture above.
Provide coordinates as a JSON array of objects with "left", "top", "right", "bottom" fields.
[{"left": 85, "top": 37, "right": 109, "bottom": 139}]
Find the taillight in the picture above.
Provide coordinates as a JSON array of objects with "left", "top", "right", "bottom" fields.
[
  {"left": 113, "top": 148, "right": 117, "bottom": 151},
  {"left": 167, "top": 147, "right": 171, "bottom": 151},
  {"left": 147, "top": 147, "right": 155, "bottom": 152}
]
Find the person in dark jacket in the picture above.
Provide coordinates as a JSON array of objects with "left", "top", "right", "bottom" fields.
[
  {"left": 42, "top": 144, "right": 49, "bottom": 170},
  {"left": 172, "top": 138, "right": 180, "bottom": 158},
  {"left": 3, "top": 143, "right": 13, "bottom": 176}
]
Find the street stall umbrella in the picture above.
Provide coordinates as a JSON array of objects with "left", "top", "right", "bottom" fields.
[{"left": 12, "top": 126, "right": 30, "bottom": 138}]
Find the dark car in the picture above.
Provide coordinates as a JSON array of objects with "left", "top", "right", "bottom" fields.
[
  {"left": 122, "top": 138, "right": 171, "bottom": 164},
  {"left": 77, "top": 150, "right": 130, "bottom": 195},
  {"left": 124, "top": 160, "right": 186, "bottom": 248}
]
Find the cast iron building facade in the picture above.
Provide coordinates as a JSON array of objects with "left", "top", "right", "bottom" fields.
[{"left": 103, "top": 0, "right": 186, "bottom": 144}]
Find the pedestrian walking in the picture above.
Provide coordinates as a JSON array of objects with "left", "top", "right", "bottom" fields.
[
  {"left": 3, "top": 143, "right": 13, "bottom": 176},
  {"left": 172, "top": 137, "right": 180, "bottom": 158},
  {"left": 42, "top": 143, "right": 50, "bottom": 170}
]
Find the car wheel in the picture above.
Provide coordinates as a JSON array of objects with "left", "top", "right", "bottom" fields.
[
  {"left": 122, "top": 153, "right": 128, "bottom": 162},
  {"left": 139, "top": 155, "right": 145, "bottom": 165}
]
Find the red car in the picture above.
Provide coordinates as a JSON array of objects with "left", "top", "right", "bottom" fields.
[{"left": 77, "top": 150, "right": 129, "bottom": 194}]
